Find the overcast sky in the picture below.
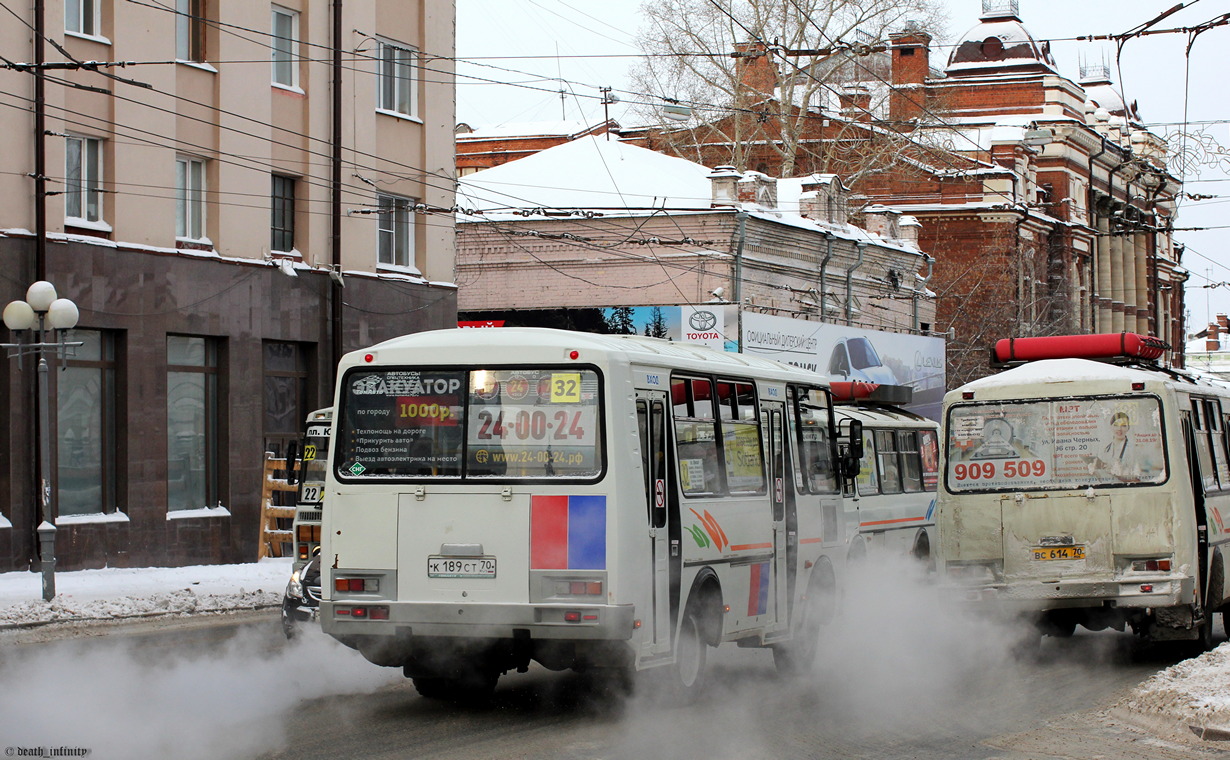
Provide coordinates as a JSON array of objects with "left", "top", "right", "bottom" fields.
[{"left": 455, "top": 0, "right": 1230, "bottom": 336}]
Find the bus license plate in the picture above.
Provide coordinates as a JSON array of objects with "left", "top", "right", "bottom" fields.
[
  {"left": 1031, "top": 546, "right": 1085, "bottom": 561},
  {"left": 427, "top": 556, "right": 497, "bottom": 578}
]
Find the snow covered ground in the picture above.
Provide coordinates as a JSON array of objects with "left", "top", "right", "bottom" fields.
[
  {"left": 0, "top": 557, "right": 291, "bottom": 628},
  {"left": 1, "top": 558, "right": 1230, "bottom": 745}
]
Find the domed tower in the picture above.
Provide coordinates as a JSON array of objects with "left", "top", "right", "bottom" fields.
[{"left": 946, "top": 0, "right": 1057, "bottom": 77}]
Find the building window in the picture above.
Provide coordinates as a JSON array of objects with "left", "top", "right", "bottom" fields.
[
  {"left": 176, "top": 156, "right": 206, "bottom": 240},
  {"left": 176, "top": 0, "right": 206, "bottom": 62},
  {"left": 376, "top": 40, "right": 417, "bottom": 118},
  {"left": 271, "top": 174, "right": 295, "bottom": 252},
  {"left": 377, "top": 193, "right": 413, "bottom": 268},
  {"left": 263, "top": 341, "right": 310, "bottom": 457},
  {"left": 167, "top": 335, "right": 219, "bottom": 511},
  {"left": 65, "top": 135, "right": 103, "bottom": 224},
  {"left": 271, "top": 6, "right": 298, "bottom": 87},
  {"left": 65, "top": 0, "right": 98, "bottom": 36},
  {"left": 58, "top": 330, "right": 119, "bottom": 517}
]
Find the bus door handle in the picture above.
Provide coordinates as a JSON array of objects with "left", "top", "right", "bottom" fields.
[{"left": 671, "top": 540, "right": 680, "bottom": 557}]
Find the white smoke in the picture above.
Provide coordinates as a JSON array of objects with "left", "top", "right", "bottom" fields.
[{"left": 0, "top": 625, "right": 400, "bottom": 760}]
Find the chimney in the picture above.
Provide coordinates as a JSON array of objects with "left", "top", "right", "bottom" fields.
[
  {"left": 1208, "top": 320, "right": 1221, "bottom": 352},
  {"left": 1219, "top": 314, "right": 1229, "bottom": 330},
  {"left": 839, "top": 85, "right": 872, "bottom": 123},
  {"left": 709, "top": 165, "right": 743, "bottom": 208},
  {"left": 898, "top": 215, "right": 921, "bottom": 248},
  {"left": 888, "top": 27, "right": 932, "bottom": 125},
  {"left": 799, "top": 174, "right": 848, "bottom": 224},
  {"left": 863, "top": 204, "right": 901, "bottom": 239},
  {"left": 737, "top": 171, "right": 777, "bottom": 209},
  {"left": 733, "top": 41, "right": 776, "bottom": 101}
]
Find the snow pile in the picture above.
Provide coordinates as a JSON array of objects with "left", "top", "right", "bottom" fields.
[
  {"left": 1114, "top": 642, "right": 1230, "bottom": 735},
  {"left": 0, "top": 558, "right": 292, "bottom": 628}
]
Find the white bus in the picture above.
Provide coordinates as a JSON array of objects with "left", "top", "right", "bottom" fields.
[
  {"left": 937, "top": 333, "right": 1230, "bottom": 648},
  {"left": 319, "top": 328, "right": 862, "bottom": 699},
  {"left": 291, "top": 407, "right": 333, "bottom": 569},
  {"left": 829, "top": 383, "right": 940, "bottom": 566}
]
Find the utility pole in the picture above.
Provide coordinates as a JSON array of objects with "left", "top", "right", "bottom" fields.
[{"left": 330, "top": 0, "right": 344, "bottom": 375}]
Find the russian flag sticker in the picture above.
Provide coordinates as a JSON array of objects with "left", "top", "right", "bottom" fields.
[{"left": 531, "top": 495, "right": 607, "bottom": 570}]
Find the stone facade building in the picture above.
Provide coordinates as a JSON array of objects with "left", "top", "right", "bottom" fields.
[{"left": 0, "top": 1, "right": 458, "bottom": 571}]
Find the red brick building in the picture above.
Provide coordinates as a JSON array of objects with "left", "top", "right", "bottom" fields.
[
  {"left": 616, "top": 2, "right": 1184, "bottom": 383},
  {"left": 456, "top": 120, "right": 616, "bottom": 176}
]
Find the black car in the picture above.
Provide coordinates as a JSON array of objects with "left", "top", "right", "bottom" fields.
[{"left": 281, "top": 554, "right": 322, "bottom": 638}]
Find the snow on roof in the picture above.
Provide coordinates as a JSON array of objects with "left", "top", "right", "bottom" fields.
[
  {"left": 953, "top": 358, "right": 1163, "bottom": 394},
  {"left": 456, "top": 135, "right": 716, "bottom": 216},
  {"left": 945, "top": 13, "right": 1057, "bottom": 76}
]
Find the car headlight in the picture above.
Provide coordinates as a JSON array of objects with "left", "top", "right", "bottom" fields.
[{"left": 286, "top": 568, "right": 304, "bottom": 599}]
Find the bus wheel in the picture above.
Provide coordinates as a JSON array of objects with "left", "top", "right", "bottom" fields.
[
  {"left": 772, "top": 573, "right": 833, "bottom": 676},
  {"left": 671, "top": 612, "right": 708, "bottom": 701}
]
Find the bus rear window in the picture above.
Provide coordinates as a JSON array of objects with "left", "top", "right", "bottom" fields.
[
  {"left": 337, "top": 368, "right": 602, "bottom": 480},
  {"left": 945, "top": 395, "right": 1167, "bottom": 492}
]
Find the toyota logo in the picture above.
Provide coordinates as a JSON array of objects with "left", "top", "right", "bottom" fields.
[{"left": 689, "top": 310, "right": 717, "bottom": 331}]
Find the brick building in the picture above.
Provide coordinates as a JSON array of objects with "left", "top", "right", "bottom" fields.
[
  {"left": 1, "top": 1, "right": 457, "bottom": 572},
  {"left": 619, "top": 0, "right": 1185, "bottom": 384},
  {"left": 456, "top": 120, "right": 616, "bottom": 176}
]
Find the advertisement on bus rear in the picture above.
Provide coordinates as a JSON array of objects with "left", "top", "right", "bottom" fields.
[{"left": 945, "top": 396, "right": 1168, "bottom": 492}]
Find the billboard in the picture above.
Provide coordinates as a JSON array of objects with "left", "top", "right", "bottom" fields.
[{"left": 602, "top": 306, "right": 945, "bottom": 420}]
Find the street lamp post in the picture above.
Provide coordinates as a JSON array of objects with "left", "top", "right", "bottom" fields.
[{"left": 2, "top": 281, "right": 81, "bottom": 601}]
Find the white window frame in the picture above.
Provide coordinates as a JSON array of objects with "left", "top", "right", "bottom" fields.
[
  {"left": 375, "top": 39, "right": 418, "bottom": 120},
  {"left": 376, "top": 193, "right": 414, "bottom": 269},
  {"left": 176, "top": 156, "right": 207, "bottom": 241},
  {"left": 65, "top": 0, "right": 99, "bottom": 37},
  {"left": 271, "top": 5, "right": 299, "bottom": 88},
  {"left": 65, "top": 135, "right": 103, "bottom": 225}
]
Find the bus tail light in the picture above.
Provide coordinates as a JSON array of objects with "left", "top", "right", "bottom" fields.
[
  {"left": 335, "top": 577, "right": 379, "bottom": 593},
  {"left": 335, "top": 605, "right": 389, "bottom": 620},
  {"left": 547, "top": 574, "right": 605, "bottom": 599}
]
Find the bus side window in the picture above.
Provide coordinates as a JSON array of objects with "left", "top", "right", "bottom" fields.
[
  {"left": 857, "top": 430, "right": 879, "bottom": 495},
  {"left": 637, "top": 400, "right": 652, "bottom": 513},
  {"left": 920, "top": 430, "right": 939, "bottom": 491},
  {"left": 674, "top": 376, "right": 722, "bottom": 496},
  {"left": 876, "top": 430, "right": 902, "bottom": 494},
  {"left": 723, "top": 381, "right": 765, "bottom": 495},
  {"left": 900, "top": 431, "right": 923, "bottom": 492},
  {"left": 1193, "top": 399, "right": 1217, "bottom": 492},
  {"left": 1207, "top": 400, "right": 1230, "bottom": 489}
]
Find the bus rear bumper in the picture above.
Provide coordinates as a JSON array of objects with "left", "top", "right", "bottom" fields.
[
  {"left": 322, "top": 600, "right": 637, "bottom": 640},
  {"left": 946, "top": 574, "right": 1194, "bottom": 611}
]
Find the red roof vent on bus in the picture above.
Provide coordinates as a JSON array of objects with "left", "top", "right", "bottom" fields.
[{"left": 991, "top": 333, "right": 1170, "bottom": 367}]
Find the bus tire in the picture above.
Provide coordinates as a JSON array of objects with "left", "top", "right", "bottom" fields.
[
  {"left": 773, "top": 565, "right": 835, "bottom": 676},
  {"left": 671, "top": 611, "right": 708, "bottom": 701}
]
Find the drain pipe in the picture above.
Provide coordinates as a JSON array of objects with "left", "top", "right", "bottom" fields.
[
  {"left": 845, "top": 241, "right": 866, "bottom": 325},
  {"left": 734, "top": 209, "right": 747, "bottom": 352},
  {"left": 913, "top": 254, "right": 934, "bottom": 332},
  {"left": 818, "top": 230, "right": 834, "bottom": 318}
]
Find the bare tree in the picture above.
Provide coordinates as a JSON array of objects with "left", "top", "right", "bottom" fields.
[{"left": 630, "top": 0, "right": 948, "bottom": 176}]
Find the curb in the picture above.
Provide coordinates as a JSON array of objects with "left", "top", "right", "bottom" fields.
[{"left": 0, "top": 602, "right": 281, "bottom": 632}]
